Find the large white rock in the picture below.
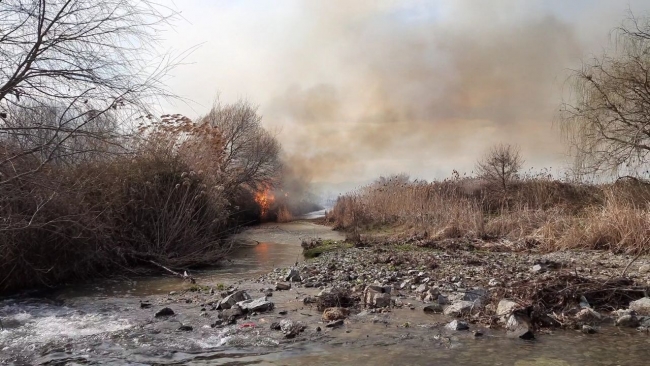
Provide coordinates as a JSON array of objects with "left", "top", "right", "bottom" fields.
[
  {"left": 443, "top": 301, "right": 475, "bottom": 317},
  {"left": 236, "top": 296, "right": 274, "bottom": 312},
  {"left": 496, "top": 299, "right": 520, "bottom": 322},
  {"left": 506, "top": 313, "right": 534, "bottom": 339},
  {"left": 629, "top": 297, "right": 650, "bottom": 316},
  {"left": 217, "top": 290, "right": 251, "bottom": 310}
]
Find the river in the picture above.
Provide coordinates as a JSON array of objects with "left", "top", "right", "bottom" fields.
[{"left": 1, "top": 220, "right": 650, "bottom": 365}]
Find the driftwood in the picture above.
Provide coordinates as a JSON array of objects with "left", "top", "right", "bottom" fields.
[{"left": 148, "top": 260, "right": 196, "bottom": 284}]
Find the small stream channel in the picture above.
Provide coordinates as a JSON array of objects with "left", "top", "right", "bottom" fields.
[{"left": 2, "top": 219, "right": 650, "bottom": 365}]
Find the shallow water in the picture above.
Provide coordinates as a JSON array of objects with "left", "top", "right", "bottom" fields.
[{"left": 2, "top": 220, "right": 650, "bottom": 365}]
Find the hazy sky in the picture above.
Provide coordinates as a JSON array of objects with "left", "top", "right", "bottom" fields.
[{"left": 159, "top": 0, "right": 650, "bottom": 193}]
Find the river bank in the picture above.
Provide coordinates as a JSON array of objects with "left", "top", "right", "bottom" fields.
[{"left": 2, "top": 221, "right": 650, "bottom": 365}]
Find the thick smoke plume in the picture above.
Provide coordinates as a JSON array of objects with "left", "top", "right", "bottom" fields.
[
  {"left": 261, "top": 1, "right": 634, "bottom": 189},
  {"left": 163, "top": 1, "right": 650, "bottom": 193}
]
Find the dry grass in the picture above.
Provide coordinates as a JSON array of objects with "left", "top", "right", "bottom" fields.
[{"left": 328, "top": 175, "right": 650, "bottom": 255}]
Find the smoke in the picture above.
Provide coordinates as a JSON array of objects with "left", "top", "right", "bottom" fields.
[
  {"left": 163, "top": 0, "right": 650, "bottom": 192},
  {"left": 261, "top": 1, "right": 609, "bottom": 188}
]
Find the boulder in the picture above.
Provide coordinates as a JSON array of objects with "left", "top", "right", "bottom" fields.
[
  {"left": 443, "top": 301, "right": 475, "bottom": 317},
  {"left": 496, "top": 299, "right": 519, "bottom": 322},
  {"left": 506, "top": 313, "right": 534, "bottom": 340},
  {"left": 363, "top": 285, "right": 392, "bottom": 308},
  {"left": 445, "top": 320, "right": 469, "bottom": 331},
  {"left": 275, "top": 282, "right": 291, "bottom": 291},
  {"left": 217, "top": 290, "right": 251, "bottom": 310},
  {"left": 616, "top": 314, "right": 640, "bottom": 328},
  {"left": 322, "top": 307, "right": 350, "bottom": 322},
  {"left": 236, "top": 297, "right": 274, "bottom": 313},
  {"left": 629, "top": 297, "right": 650, "bottom": 316}
]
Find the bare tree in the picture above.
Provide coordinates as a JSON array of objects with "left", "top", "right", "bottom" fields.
[
  {"left": 476, "top": 143, "right": 523, "bottom": 191},
  {"left": 560, "top": 12, "right": 650, "bottom": 177},
  {"left": 199, "top": 100, "right": 282, "bottom": 191},
  {"left": 0, "top": 0, "right": 177, "bottom": 183}
]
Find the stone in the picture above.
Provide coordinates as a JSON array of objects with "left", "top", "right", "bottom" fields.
[
  {"left": 506, "top": 313, "right": 534, "bottom": 340},
  {"left": 140, "top": 302, "right": 152, "bottom": 309},
  {"left": 219, "top": 304, "right": 243, "bottom": 320},
  {"left": 217, "top": 290, "right": 251, "bottom": 310},
  {"left": 270, "top": 321, "right": 281, "bottom": 330},
  {"left": 461, "top": 288, "right": 489, "bottom": 306},
  {"left": 638, "top": 316, "right": 650, "bottom": 329},
  {"left": 178, "top": 325, "right": 193, "bottom": 331},
  {"left": 575, "top": 308, "right": 602, "bottom": 324},
  {"left": 154, "top": 307, "right": 175, "bottom": 317},
  {"left": 443, "top": 301, "right": 475, "bottom": 317},
  {"left": 582, "top": 325, "right": 597, "bottom": 334},
  {"left": 303, "top": 296, "right": 317, "bottom": 304},
  {"left": 446, "top": 320, "right": 469, "bottom": 331},
  {"left": 488, "top": 278, "right": 501, "bottom": 287},
  {"left": 437, "top": 294, "right": 450, "bottom": 305},
  {"left": 531, "top": 264, "right": 543, "bottom": 273},
  {"left": 275, "top": 282, "right": 291, "bottom": 291},
  {"left": 614, "top": 308, "right": 636, "bottom": 317},
  {"left": 280, "top": 319, "right": 305, "bottom": 338},
  {"left": 326, "top": 319, "right": 345, "bottom": 328},
  {"left": 423, "top": 303, "right": 444, "bottom": 314},
  {"left": 317, "top": 287, "right": 336, "bottom": 297},
  {"left": 285, "top": 268, "right": 301, "bottom": 282},
  {"left": 496, "top": 299, "right": 519, "bottom": 322},
  {"left": 236, "top": 297, "right": 274, "bottom": 313},
  {"left": 363, "top": 285, "right": 392, "bottom": 308},
  {"left": 616, "top": 314, "right": 640, "bottom": 328},
  {"left": 639, "top": 264, "right": 650, "bottom": 274},
  {"left": 322, "top": 307, "right": 350, "bottom": 322},
  {"left": 629, "top": 297, "right": 650, "bottom": 316},
  {"left": 415, "top": 284, "right": 428, "bottom": 293}
]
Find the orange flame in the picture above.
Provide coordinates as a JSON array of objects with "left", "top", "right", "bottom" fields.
[{"left": 254, "top": 186, "right": 275, "bottom": 219}]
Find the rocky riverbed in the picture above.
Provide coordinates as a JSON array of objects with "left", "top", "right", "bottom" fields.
[
  {"left": 119, "top": 239, "right": 650, "bottom": 347},
  {"left": 3, "top": 222, "right": 650, "bottom": 365}
]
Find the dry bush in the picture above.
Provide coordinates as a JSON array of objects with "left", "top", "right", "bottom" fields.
[
  {"left": 549, "top": 190, "right": 650, "bottom": 253},
  {"left": 330, "top": 173, "right": 650, "bottom": 254},
  {"left": 0, "top": 116, "right": 236, "bottom": 293}
]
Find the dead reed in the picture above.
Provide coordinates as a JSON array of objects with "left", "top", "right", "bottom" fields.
[{"left": 328, "top": 175, "right": 650, "bottom": 254}]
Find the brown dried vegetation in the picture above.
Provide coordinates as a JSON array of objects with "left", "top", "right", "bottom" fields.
[{"left": 328, "top": 173, "right": 650, "bottom": 255}]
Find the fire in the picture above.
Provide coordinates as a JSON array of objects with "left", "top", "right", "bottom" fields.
[{"left": 254, "top": 186, "right": 275, "bottom": 219}]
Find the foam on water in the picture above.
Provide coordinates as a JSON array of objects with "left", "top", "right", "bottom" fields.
[{"left": 0, "top": 299, "right": 132, "bottom": 355}]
